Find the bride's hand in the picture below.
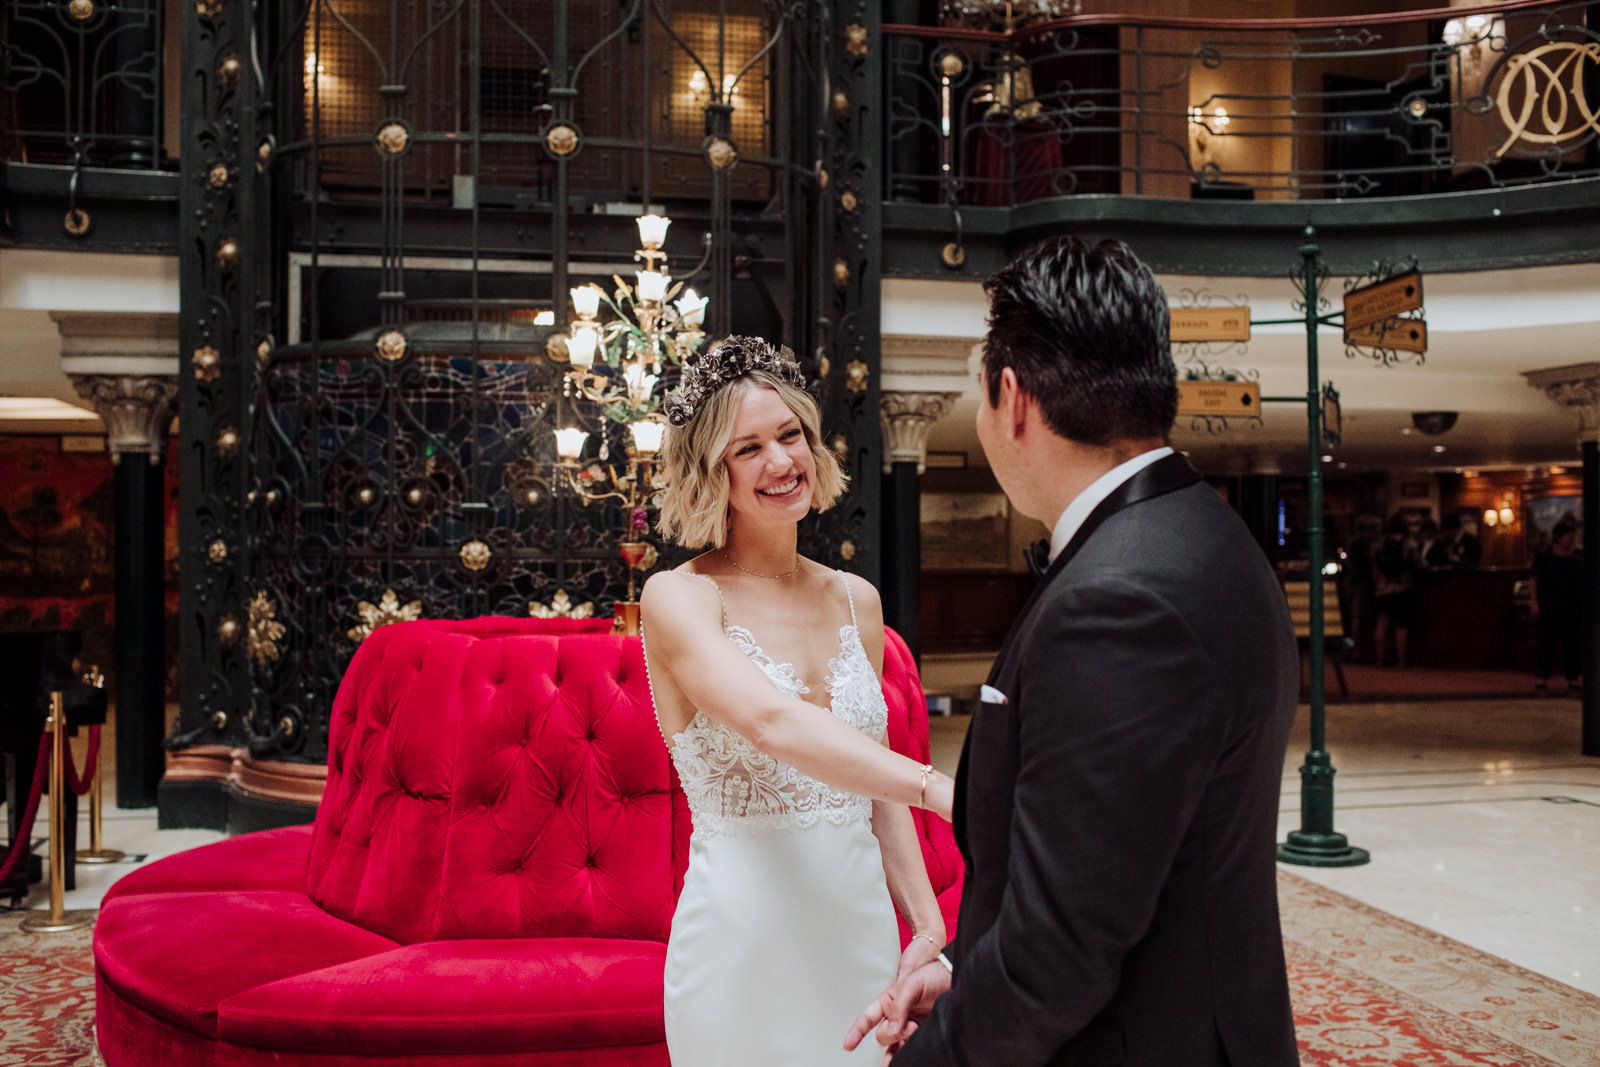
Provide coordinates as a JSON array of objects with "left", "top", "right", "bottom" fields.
[
  {"left": 921, "top": 772, "right": 955, "bottom": 822},
  {"left": 897, "top": 931, "right": 943, "bottom": 982}
]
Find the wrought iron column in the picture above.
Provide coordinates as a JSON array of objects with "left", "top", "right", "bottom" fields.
[
  {"left": 57, "top": 313, "right": 180, "bottom": 810},
  {"left": 879, "top": 391, "right": 960, "bottom": 658},
  {"left": 1523, "top": 362, "right": 1600, "bottom": 756},
  {"left": 1277, "top": 230, "right": 1368, "bottom": 868}
]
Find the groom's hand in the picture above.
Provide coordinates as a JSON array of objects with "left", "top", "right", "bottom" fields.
[{"left": 844, "top": 959, "right": 951, "bottom": 1060}]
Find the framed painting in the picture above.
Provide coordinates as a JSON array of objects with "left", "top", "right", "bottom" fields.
[
  {"left": 1525, "top": 494, "right": 1582, "bottom": 556},
  {"left": 922, "top": 492, "right": 1010, "bottom": 571}
]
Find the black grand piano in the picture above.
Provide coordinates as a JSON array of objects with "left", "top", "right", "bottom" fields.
[{"left": 1, "top": 630, "right": 108, "bottom": 908}]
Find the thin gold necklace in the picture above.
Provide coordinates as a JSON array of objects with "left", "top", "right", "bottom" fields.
[{"left": 722, "top": 547, "right": 800, "bottom": 580}]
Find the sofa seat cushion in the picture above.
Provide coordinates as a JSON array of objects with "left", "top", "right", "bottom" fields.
[
  {"left": 217, "top": 937, "right": 667, "bottom": 1055},
  {"left": 103, "top": 826, "right": 313, "bottom": 903},
  {"left": 95, "top": 890, "right": 399, "bottom": 1038}
]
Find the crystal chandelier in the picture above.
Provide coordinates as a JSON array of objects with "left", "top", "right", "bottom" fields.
[{"left": 551, "top": 212, "right": 711, "bottom": 634}]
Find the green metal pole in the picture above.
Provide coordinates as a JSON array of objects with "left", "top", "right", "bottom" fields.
[{"left": 1279, "top": 225, "right": 1369, "bottom": 868}]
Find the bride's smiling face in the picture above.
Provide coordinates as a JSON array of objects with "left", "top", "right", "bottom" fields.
[{"left": 723, "top": 386, "right": 817, "bottom": 526}]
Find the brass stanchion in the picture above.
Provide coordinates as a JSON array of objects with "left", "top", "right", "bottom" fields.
[
  {"left": 76, "top": 667, "right": 123, "bottom": 865},
  {"left": 20, "top": 692, "right": 95, "bottom": 933}
]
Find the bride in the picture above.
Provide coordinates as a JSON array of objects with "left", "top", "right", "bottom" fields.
[{"left": 640, "top": 336, "right": 956, "bottom": 1065}]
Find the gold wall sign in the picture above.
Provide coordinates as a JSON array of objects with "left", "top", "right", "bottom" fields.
[
  {"left": 1170, "top": 306, "right": 1251, "bottom": 343},
  {"left": 1343, "top": 270, "right": 1422, "bottom": 331},
  {"left": 1177, "top": 380, "right": 1260, "bottom": 419},
  {"left": 1493, "top": 41, "right": 1600, "bottom": 157}
]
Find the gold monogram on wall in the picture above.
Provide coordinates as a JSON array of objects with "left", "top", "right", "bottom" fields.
[{"left": 1491, "top": 40, "right": 1600, "bottom": 157}]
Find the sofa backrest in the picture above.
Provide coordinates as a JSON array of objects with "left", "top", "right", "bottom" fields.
[
  {"left": 307, "top": 618, "right": 688, "bottom": 945},
  {"left": 307, "top": 616, "right": 960, "bottom": 946}
]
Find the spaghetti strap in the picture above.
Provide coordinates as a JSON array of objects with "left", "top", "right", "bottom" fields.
[
  {"left": 683, "top": 570, "right": 728, "bottom": 630},
  {"left": 837, "top": 570, "right": 858, "bottom": 630}
]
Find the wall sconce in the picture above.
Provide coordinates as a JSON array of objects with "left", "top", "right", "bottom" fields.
[
  {"left": 1442, "top": 14, "right": 1499, "bottom": 79},
  {"left": 1188, "top": 105, "right": 1230, "bottom": 153},
  {"left": 1483, "top": 492, "right": 1517, "bottom": 528},
  {"left": 689, "top": 69, "right": 739, "bottom": 106}
]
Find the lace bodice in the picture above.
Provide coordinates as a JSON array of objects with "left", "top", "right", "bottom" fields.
[{"left": 645, "top": 571, "right": 889, "bottom": 836}]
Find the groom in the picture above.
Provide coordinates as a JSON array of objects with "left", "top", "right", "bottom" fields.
[{"left": 849, "top": 237, "right": 1300, "bottom": 1065}]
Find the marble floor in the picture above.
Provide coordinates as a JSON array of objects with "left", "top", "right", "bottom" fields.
[
  {"left": 930, "top": 693, "right": 1600, "bottom": 997},
  {"left": 10, "top": 695, "right": 1599, "bottom": 1001}
]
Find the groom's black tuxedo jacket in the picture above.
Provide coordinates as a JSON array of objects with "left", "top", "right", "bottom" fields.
[{"left": 897, "top": 454, "right": 1300, "bottom": 1067}]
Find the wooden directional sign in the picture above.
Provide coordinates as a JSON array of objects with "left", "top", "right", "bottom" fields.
[
  {"left": 1177, "top": 380, "right": 1261, "bottom": 419},
  {"left": 1344, "top": 316, "right": 1427, "bottom": 353},
  {"left": 1343, "top": 270, "right": 1423, "bottom": 331},
  {"left": 1170, "top": 306, "right": 1251, "bottom": 343}
]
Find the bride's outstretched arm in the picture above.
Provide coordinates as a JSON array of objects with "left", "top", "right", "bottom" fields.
[{"left": 641, "top": 571, "right": 954, "bottom": 818}]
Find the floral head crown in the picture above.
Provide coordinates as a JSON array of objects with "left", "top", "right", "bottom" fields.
[{"left": 663, "top": 335, "right": 806, "bottom": 426}]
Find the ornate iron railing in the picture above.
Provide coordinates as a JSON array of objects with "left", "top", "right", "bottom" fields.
[
  {"left": 177, "top": 0, "right": 881, "bottom": 768},
  {"left": 1, "top": 0, "right": 165, "bottom": 170},
  {"left": 884, "top": 0, "right": 1600, "bottom": 206}
]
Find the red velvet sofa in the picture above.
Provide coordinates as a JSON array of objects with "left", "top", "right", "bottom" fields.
[{"left": 94, "top": 616, "right": 963, "bottom": 1065}]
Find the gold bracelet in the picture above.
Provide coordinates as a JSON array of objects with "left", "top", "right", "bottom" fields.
[
  {"left": 910, "top": 932, "right": 942, "bottom": 953},
  {"left": 918, "top": 763, "right": 933, "bottom": 809}
]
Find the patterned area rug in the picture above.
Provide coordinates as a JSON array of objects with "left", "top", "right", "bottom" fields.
[
  {"left": 1281, "top": 871, "right": 1600, "bottom": 1065},
  {"left": 0, "top": 912, "right": 98, "bottom": 1067},
  {"left": 2, "top": 880, "right": 1598, "bottom": 1066}
]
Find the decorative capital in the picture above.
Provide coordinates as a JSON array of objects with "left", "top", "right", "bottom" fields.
[
  {"left": 1524, "top": 362, "right": 1600, "bottom": 444},
  {"left": 67, "top": 374, "right": 178, "bottom": 464},
  {"left": 880, "top": 390, "right": 962, "bottom": 473}
]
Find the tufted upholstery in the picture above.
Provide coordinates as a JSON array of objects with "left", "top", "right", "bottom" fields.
[{"left": 94, "top": 617, "right": 961, "bottom": 1066}]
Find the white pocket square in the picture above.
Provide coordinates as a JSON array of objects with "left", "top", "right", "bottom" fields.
[{"left": 980, "top": 684, "right": 1009, "bottom": 705}]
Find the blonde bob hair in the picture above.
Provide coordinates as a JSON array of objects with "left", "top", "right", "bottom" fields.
[{"left": 656, "top": 370, "right": 847, "bottom": 548}]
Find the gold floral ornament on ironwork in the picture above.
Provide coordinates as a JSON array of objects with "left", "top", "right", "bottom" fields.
[
  {"left": 545, "top": 124, "right": 580, "bottom": 157},
  {"left": 375, "top": 329, "right": 407, "bottom": 362},
  {"left": 208, "top": 540, "right": 227, "bottom": 563},
  {"left": 192, "top": 345, "right": 220, "bottom": 382},
  {"left": 833, "top": 258, "right": 851, "bottom": 289},
  {"left": 216, "top": 236, "right": 240, "bottom": 271},
  {"left": 63, "top": 209, "right": 91, "bottom": 237},
  {"left": 459, "top": 540, "right": 491, "bottom": 571},
  {"left": 375, "top": 122, "right": 410, "bottom": 155},
  {"left": 529, "top": 591, "right": 594, "bottom": 619},
  {"left": 348, "top": 589, "right": 423, "bottom": 644},
  {"left": 217, "top": 53, "right": 242, "bottom": 87},
  {"left": 256, "top": 337, "right": 273, "bottom": 367},
  {"left": 208, "top": 163, "right": 231, "bottom": 188},
  {"left": 195, "top": 0, "right": 223, "bottom": 18},
  {"left": 216, "top": 426, "right": 239, "bottom": 456},
  {"left": 247, "top": 591, "right": 287, "bottom": 670},
  {"left": 845, "top": 359, "right": 870, "bottom": 394},
  {"left": 69, "top": 0, "right": 95, "bottom": 21},
  {"left": 705, "top": 137, "right": 738, "bottom": 170},
  {"left": 844, "top": 23, "right": 869, "bottom": 58}
]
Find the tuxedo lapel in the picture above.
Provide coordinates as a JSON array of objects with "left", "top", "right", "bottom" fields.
[{"left": 983, "top": 453, "right": 1201, "bottom": 687}]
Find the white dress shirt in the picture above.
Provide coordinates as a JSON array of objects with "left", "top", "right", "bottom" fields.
[{"left": 1046, "top": 447, "right": 1174, "bottom": 564}]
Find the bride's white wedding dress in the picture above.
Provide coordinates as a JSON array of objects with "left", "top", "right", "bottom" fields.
[{"left": 645, "top": 571, "right": 899, "bottom": 1065}]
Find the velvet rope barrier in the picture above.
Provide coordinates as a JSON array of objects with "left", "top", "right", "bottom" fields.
[
  {"left": 62, "top": 724, "right": 100, "bottom": 797},
  {"left": 0, "top": 731, "right": 52, "bottom": 885}
]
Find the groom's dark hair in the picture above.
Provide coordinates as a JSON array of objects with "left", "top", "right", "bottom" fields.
[{"left": 981, "top": 236, "right": 1178, "bottom": 447}]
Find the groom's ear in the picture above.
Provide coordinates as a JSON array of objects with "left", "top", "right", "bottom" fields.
[{"left": 997, "top": 367, "right": 1032, "bottom": 438}]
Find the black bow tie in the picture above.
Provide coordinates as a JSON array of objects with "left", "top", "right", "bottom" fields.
[{"left": 1023, "top": 538, "right": 1051, "bottom": 579}]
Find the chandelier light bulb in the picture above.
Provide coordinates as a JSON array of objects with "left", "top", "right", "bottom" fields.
[
  {"left": 1482, "top": 508, "right": 1497, "bottom": 528},
  {"left": 1443, "top": 17, "right": 1465, "bottom": 44},
  {"left": 636, "top": 213, "right": 670, "bottom": 249},
  {"left": 1499, "top": 506, "right": 1515, "bottom": 526},
  {"left": 554, "top": 427, "right": 589, "bottom": 461},
  {"left": 570, "top": 284, "right": 601, "bottom": 318},
  {"left": 568, "top": 325, "right": 600, "bottom": 370},
  {"left": 636, "top": 270, "right": 669, "bottom": 304},
  {"left": 630, "top": 420, "right": 666, "bottom": 455},
  {"left": 675, "top": 288, "right": 708, "bottom": 327}
]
